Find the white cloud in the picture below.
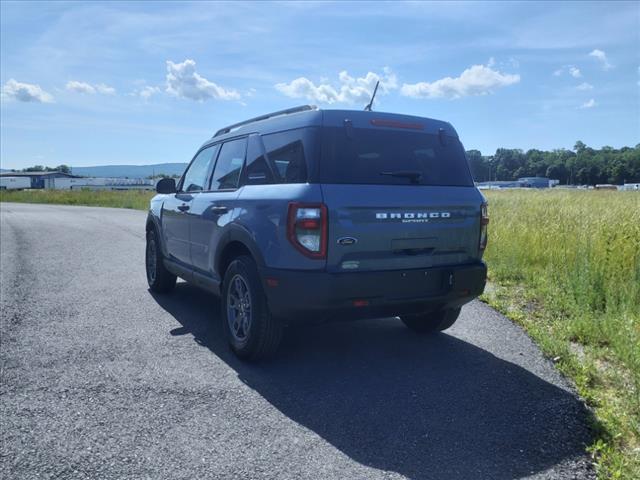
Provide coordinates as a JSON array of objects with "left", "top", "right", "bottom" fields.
[
  {"left": 400, "top": 63, "right": 520, "bottom": 99},
  {"left": 580, "top": 98, "right": 596, "bottom": 109},
  {"left": 275, "top": 67, "right": 397, "bottom": 105},
  {"left": 576, "top": 82, "right": 593, "bottom": 91},
  {"left": 66, "top": 80, "right": 116, "bottom": 95},
  {"left": 1, "top": 79, "right": 54, "bottom": 103},
  {"left": 165, "top": 59, "right": 240, "bottom": 101},
  {"left": 139, "top": 86, "right": 161, "bottom": 100},
  {"left": 553, "top": 65, "right": 582, "bottom": 78},
  {"left": 569, "top": 66, "right": 582, "bottom": 78},
  {"left": 95, "top": 83, "right": 116, "bottom": 95},
  {"left": 589, "top": 49, "right": 612, "bottom": 70},
  {"left": 66, "top": 81, "right": 95, "bottom": 94}
]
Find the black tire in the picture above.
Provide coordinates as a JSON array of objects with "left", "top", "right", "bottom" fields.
[
  {"left": 400, "top": 307, "right": 461, "bottom": 334},
  {"left": 145, "top": 229, "right": 177, "bottom": 293},
  {"left": 221, "top": 256, "right": 282, "bottom": 361}
]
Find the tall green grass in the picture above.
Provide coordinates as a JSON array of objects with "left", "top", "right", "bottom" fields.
[
  {"left": 0, "top": 189, "right": 154, "bottom": 210},
  {"left": 483, "top": 190, "right": 640, "bottom": 479}
]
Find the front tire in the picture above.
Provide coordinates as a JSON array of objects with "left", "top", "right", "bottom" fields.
[
  {"left": 221, "top": 256, "right": 282, "bottom": 361},
  {"left": 400, "top": 307, "right": 461, "bottom": 334},
  {"left": 146, "top": 229, "right": 177, "bottom": 293}
]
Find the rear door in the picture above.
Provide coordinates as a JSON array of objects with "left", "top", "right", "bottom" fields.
[
  {"left": 161, "top": 145, "right": 217, "bottom": 265},
  {"left": 189, "top": 137, "right": 246, "bottom": 277},
  {"left": 319, "top": 122, "right": 483, "bottom": 273}
]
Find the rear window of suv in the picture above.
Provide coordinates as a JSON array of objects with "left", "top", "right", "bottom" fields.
[{"left": 320, "top": 127, "right": 474, "bottom": 187}]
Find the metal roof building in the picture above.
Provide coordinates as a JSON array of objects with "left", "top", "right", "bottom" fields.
[
  {"left": 0, "top": 171, "right": 80, "bottom": 189},
  {"left": 518, "top": 177, "right": 551, "bottom": 188}
]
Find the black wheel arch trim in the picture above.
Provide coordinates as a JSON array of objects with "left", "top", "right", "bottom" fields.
[
  {"left": 145, "top": 213, "right": 169, "bottom": 256},
  {"left": 214, "top": 223, "right": 267, "bottom": 278}
]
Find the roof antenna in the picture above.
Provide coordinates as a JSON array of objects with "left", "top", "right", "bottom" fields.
[{"left": 364, "top": 80, "right": 380, "bottom": 111}]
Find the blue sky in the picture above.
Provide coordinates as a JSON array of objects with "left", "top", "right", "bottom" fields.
[{"left": 1, "top": 1, "right": 638, "bottom": 169}]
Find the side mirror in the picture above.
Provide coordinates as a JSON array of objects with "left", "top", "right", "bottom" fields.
[{"left": 156, "top": 178, "right": 176, "bottom": 194}]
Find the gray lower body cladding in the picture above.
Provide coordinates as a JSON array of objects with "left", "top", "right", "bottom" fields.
[{"left": 261, "top": 262, "right": 487, "bottom": 323}]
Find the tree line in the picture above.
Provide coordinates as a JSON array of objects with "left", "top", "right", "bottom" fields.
[
  {"left": 18, "top": 164, "right": 72, "bottom": 174},
  {"left": 466, "top": 142, "right": 640, "bottom": 185},
  {"left": 11, "top": 141, "right": 640, "bottom": 186}
]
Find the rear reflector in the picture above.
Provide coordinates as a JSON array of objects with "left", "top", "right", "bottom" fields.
[{"left": 297, "top": 219, "right": 320, "bottom": 230}]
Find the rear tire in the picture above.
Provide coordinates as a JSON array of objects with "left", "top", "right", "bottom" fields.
[
  {"left": 221, "top": 255, "right": 282, "bottom": 361},
  {"left": 146, "top": 229, "right": 177, "bottom": 293},
  {"left": 400, "top": 307, "right": 461, "bottom": 334}
]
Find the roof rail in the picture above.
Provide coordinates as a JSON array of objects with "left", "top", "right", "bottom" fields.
[{"left": 213, "top": 105, "right": 317, "bottom": 137}]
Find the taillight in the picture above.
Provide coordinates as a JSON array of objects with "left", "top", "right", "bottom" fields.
[
  {"left": 479, "top": 202, "right": 489, "bottom": 252},
  {"left": 287, "top": 203, "right": 327, "bottom": 259}
]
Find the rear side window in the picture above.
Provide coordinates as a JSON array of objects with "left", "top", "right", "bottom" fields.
[
  {"left": 262, "top": 128, "right": 315, "bottom": 184},
  {"left": 242, "top": 134, "right": 275, "bottom": 185},
  {"left": 320, "top": 127, "right": 474, "bottom": 186},
  {"left": 211, "top": 138, "right": 246, "bottom": 190}
]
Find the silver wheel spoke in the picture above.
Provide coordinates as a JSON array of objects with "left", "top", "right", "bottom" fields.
[{"left": 227, "top": 274, "right": 252, "bottom": 342}]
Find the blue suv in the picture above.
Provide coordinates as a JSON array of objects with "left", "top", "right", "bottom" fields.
[{"left": 146, "top": 105, "right": 488, "bottom": 360}]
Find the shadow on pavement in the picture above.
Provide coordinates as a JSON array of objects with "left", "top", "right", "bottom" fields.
[{"left": 152, "top": 283, "right": 593, "bottom": 480}]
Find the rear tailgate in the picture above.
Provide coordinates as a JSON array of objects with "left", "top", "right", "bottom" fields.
[{"left": 322, "top": 184, "right": 482, "bottom": 273}]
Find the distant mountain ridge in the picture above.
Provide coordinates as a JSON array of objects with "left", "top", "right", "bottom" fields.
[{"left": 71, "top": 163, "right": 188, "bottom": 178}]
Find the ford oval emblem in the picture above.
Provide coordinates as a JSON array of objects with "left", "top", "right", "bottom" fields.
[{"left": 337, "top": 236, "right": 357, "bottom": 246}]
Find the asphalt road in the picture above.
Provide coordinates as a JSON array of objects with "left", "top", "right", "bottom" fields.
[{"left": 1, "top": 203, "right": 594, "bottom": 480}]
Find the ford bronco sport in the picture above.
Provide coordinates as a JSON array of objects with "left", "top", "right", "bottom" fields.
[{"left": 146, "top": 105, "right": 488, "bottom": 360}]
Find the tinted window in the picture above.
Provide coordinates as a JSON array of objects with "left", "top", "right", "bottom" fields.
[
  {"left": 320, "top": 127, "right": 473, "bottom": 186},
  {"left": 242, "top": 134, "right": 274, "bottom": 185},
  {"left": 211, "top": 138, "right": 246, "bottom": 190},
  {"left": 262, "top": 129, "right": 314, "bottom": 183},
  {"left": 181, "top": 145, "right": 217, "bottom": 192}
]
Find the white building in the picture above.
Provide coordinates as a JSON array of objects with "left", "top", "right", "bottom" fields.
[
  {"left": 0, "top": 176, "right": 32, "bottom": 190},
  {"left": 53, "top": 177, "right": 155, "bottom": 190}
]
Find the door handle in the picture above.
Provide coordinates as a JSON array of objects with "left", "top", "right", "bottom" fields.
[
  {"left": 178, "top": 204, "right": 190, "bottom": 212},
  {"left": 211, "top": 206, "right": 229, "bottom": 214}
]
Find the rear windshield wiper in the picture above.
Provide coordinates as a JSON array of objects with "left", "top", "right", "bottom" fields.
[{"left": 379, "top": 170, "right": 422, "bottom": 184}]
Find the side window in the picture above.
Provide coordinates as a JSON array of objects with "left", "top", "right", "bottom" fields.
[
  {"left": 262, "top": 129, "right": 309, "bottom": 183},
  {"left": 211, "top": 138, "right": 246, "bottom": 190},
  {"left": 241, "top": 134, "right": 274, "bottom": 186},
  {"left": 180, "top": 145, "right": 217, "bottom": 193}
]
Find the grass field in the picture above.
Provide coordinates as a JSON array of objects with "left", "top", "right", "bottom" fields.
[
  {"left": 2, "top": 188, "right": 639, "bottom": 477},
  {"left": 483, "top": 190, "right": 640, "bottom": 479},
  {"left": 0, "top": 189, "right": 154, "bottom": 210}
]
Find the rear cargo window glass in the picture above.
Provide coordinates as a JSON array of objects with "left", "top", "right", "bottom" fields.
[
  {"left": 262, "top": 129, "right": 314, "bottom": 183},
  {"left": 320, "top": 127, "right": 473, "bottom": 186}
]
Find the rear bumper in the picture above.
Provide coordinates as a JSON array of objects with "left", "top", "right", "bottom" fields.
[{"left": 261, "top": 262, "right": 487, "bottom": 323}]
